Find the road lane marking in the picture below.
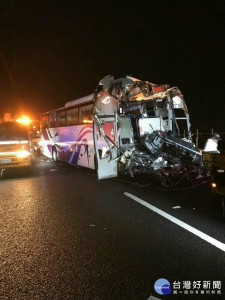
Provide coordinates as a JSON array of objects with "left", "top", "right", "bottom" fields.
[{"left": 124, "top": 192, "right": 225, "bottom": 252}]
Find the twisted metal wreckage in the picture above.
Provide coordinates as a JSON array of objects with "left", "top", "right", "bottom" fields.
[{"left": 92, "top": 75, "right": 205, "bottom": 187}]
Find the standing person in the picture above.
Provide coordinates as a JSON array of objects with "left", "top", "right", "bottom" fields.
[{"left": 203, "top": 133, "right": 222, "bottom": 153}]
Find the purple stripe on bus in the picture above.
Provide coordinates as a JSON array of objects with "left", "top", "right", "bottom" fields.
[
  {"left": 71, "top": 139, "right": 88, "bottom": 165},
  {"left": 77, "top": 130, "right": 93, "bottom": 143},
  {"left": 77, "top": 124, "right": 93, "bottom": 137}
]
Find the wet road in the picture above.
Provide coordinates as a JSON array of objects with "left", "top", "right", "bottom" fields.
[{"left": 0, "top": 157, "right": 225, "bottom": 300}]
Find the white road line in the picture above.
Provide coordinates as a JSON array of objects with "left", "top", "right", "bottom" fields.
[
  {"left": 124, "top": 192, "right": 225, "bottom": 252},
  {"left": 172, "top": 206, "right": 181, "bottom": 209}
]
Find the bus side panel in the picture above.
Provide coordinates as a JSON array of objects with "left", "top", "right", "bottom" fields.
[
  {"left": 71, "top": 124, "right": 95, "bottom": 169},
  {"left": 53, "top": 124, "right": 95, "bottom": 169},
  {"left": 93, "top": 118, "right": 118, "bottom": 179}
]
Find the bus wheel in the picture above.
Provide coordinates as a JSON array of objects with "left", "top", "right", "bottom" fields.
[{"left": 52, "top": 147, "right": 58, "bottom": 162}]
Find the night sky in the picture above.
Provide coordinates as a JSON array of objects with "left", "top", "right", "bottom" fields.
[{"left": 0, "top": 0, "right": 224, "bottom": 130}]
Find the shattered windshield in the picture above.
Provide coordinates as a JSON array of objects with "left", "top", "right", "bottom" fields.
[{"left": 0, "top": 122, "right": 28, "bottom": 141}]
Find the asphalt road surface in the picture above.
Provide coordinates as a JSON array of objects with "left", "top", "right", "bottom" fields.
[{"left": 0, "top": 156, "right": 225, "bottom": 300}]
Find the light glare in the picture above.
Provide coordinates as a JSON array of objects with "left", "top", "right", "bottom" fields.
[
  {"left": 16, "top": 150, "right": 30, "bottom": 158},
  {"left": 83, "top": 120, "right": 93, "bottom": 124},
  {"left": 16, "top": 116, "right": 31, "bottom": 125}
]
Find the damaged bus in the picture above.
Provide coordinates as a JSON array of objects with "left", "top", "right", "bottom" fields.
[{"left": 40, "top": 76, "right": 203, "bottom": 187}]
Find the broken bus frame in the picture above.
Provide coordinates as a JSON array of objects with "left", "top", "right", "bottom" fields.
[{"left": 40, "top": 76, "right": 202, "bottom": 187}]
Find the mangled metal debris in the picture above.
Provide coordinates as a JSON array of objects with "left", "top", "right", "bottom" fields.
[{"left": 93, "top": 75, "right": 203, "bottom": 187}]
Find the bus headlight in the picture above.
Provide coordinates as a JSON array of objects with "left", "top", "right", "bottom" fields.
[{"left": 16, "top": 150, "right": 30, "bottom": 158}]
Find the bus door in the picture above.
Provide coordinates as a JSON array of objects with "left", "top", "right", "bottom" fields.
[{"left": 93, "top": 116, "right": 118, "bottom": 179}]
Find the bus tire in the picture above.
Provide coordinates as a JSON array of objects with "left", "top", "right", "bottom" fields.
[{"left": 52, "top": 147, "right": 58, "bottom": 163}]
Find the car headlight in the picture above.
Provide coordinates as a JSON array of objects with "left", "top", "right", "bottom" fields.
[{"left": 16, "top": 151, "right": 30, "bottom": 158}]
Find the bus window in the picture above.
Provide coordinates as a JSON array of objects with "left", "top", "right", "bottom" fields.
[
  {"left": 41, "top": 115, "right": 49, "bottom": 129},
  {"left": 57, "top": 110, "right": 66, "bottom": 127},
  {"left": 49, "top": 112, "right": 57, "bottom": 128},
  {"left": 66, "top": 108, "right": 78, "bottom": 126},
  {"left": 79, "top": 104, "right": 93, "bottom": 124}
]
